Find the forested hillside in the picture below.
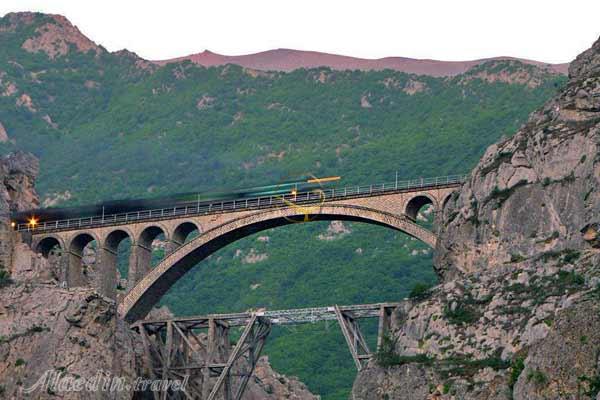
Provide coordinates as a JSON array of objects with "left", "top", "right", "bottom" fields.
[{"left": 0, "top": 12, "right": 567, "bottom": 399}]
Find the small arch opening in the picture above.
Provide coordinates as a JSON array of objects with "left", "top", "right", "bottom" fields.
[
  {"left": 105, "top": 229, "right": 132, "bottom": 291},
  {"left": 405, "top": 195, "right": 434, "bottom": 222},
  {"left": 139, "top": 226, "right": 167, "bottom": 268},
  {"left": 69, "top": 233, "right": 98, "bottom": 287},
  {"left": 36, "top": 236, "right": 62, "bottom": 258},
  {"left": 36, "top": 237, "right": 63, "bottom": 281},
  {"left": 172, "top": 222, "right": 201, "bottom": 246}
]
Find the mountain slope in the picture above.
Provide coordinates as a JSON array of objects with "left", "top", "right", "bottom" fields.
[{"left": 0, "top": 12, "right": 570, "bottom": 399}]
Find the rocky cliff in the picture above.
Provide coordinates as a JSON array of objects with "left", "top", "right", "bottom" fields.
[
  {"left": 352, "top": 36, "right": 600, "bottom": 400},
  {"left": 434, "top": 35, "right": 600, "bottom": 280},
  {"left": 0, "top": 151, "right": 38, "bottom": 272},
  {"left": 0, "top": 151, "right": 139, "bottom": 399},
  {"left": 0, "top": 152, "right": 317, "bottom": 399}
]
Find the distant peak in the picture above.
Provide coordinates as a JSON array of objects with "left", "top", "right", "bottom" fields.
[{"left": 155, "top": 48, "right": 569, "bottom": 77}]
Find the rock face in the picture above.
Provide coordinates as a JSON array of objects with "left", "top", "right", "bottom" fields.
[
  {"left": 0, "top": 151, "right": 137, "bottom": 399},
  {"left": 0, "top": 151, "right": 39, "bottom": 215},
  {"left": 0, "top": 122, "right": 9, "bottom": 143},
  {"left": 352, "top": 36, "right": 600, "bottom": 400},
  {"left": 352, "top": 261, "right": 600, "bottom": 399},
  {"left": 435, "top": 35, "right": 600, "bottom": 279},
  {"left": 238, "top": 356, "right": 319, "bottom": 400},
  {"left": 18, "top": 13, "right": 102, "bottom": 59},
  {"left": 0, "top": 151, "right": 39, "bottom": 272},
  {"left": 0, "top": 286, "right": 138, "bottom": 399}
]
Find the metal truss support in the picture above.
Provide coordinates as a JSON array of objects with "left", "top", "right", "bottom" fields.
[
  {"left": 207, "top": 314, "right": 272, "bottom": 400},
  {"left": 334, "top": 305, "right": 371, "bottom": 371},
  {"left": 135, "top": 302, "right": 395, "bottom": 398},
  {"left": 137, "top": 318, "right": 234, "bottom": 400}
]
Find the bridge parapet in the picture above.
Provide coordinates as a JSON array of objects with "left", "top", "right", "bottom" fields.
[{"left": 16, "top": 174, "right": 465, "bottom": 234}]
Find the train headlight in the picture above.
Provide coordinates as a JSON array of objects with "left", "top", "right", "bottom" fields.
[{"left": 28, "top": 217, "right": 38, "bottom": 228}]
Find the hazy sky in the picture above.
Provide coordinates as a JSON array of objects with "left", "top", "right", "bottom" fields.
[{"left": 1, "top": 0, "right": 599, "bottom": 63}]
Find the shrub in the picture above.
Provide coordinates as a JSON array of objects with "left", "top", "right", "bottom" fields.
[
  {"left": 15, "top": 358, "right": 26, "bottom": 367},
  {"left": 436, "top": 355, "right": 510, "bottom": 380},
  {"left": 542, "top": 177, "right": 552, "bottom": 187},
  {"left": 509, "top": 356, "right": 526, "bottom": 390},
  {"left": 591, "top": 284, "right": 600, "bottom": 300},
  {"left": 509, "top": 253, "right": 527, "bottom": 263},
  {"left": 489, "top": 180, "right": 528, "bottom": 206},
  {"left": 578, "top": 374, "right": 600, "bottom": 397},
  {"left": 375, "top": 334, "right": 432, "bottom": 368},
  {"left": 539, "top": 248, "right": 580, "bottom": 264},
  {"left": 527, "top": 369, "right": 548, "bottom": 386},
  {"left": 444, "top": 302, "right": 480, "bottom": 325},
  {"left": 442, "top": 381, "right": 452, "bottom": 394},
  {"left": 0, "top": 267, "right": 12, "bottom": 287},
  {"left": 409, "top": 282, "right": 433, "bottom": 300},
  {"left": 557, "top": 270, "right": 585, "bottom": 287},
  {"left": 561, "top": 249, "right": 580, "bottom": 264}
]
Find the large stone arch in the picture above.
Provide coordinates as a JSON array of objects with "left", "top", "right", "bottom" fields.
[{"left": 119, "top": 204, "right": 437, "bottom": 322}]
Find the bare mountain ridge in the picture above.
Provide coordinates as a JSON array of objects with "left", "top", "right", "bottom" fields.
[
  {"left": 2, "top": 12, "right": 568, "bottom": 77},
  {"left": 157, "top": 48, "right": 570, "bottom": 77}
]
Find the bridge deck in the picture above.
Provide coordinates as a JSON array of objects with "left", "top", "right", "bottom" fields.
[
  {"left": 138, "top": 302, "right": 400, "bottom": 330},
  {"left": 18, "top": 175, "right": 465, "bottom": 234}
]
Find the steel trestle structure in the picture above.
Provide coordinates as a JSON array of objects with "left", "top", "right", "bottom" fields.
[{"left": 135, "top": 302, "right": 399, "bottom": 399}]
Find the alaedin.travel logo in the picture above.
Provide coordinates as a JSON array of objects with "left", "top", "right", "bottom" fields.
[{"left": 23, "top": 369, "right": 188, "bottom": 395}]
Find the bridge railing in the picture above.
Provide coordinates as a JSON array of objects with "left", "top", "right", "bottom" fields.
[
  {"left": 17, "top": 174, "right": 467, "bottom": 233},
  {"left": 141, "top": 302, "right": 400, "bottom": 328}
]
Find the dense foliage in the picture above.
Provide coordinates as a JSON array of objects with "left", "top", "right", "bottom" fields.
[{"left": 0, "top": 13, "right": 566, "bottom": 399}]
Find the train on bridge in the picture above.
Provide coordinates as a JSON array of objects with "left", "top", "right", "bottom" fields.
[{"left": 11, "top": 175, "right": 341, "bottom": 228}]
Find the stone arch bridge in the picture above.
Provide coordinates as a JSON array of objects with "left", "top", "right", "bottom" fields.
[{"left": 17, "top": 175, "right": 463, "bottom": 323}]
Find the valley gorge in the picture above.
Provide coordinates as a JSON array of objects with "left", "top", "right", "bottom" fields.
[{"left": 0, "top": 10, "right": 599, "bottom": 400}]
